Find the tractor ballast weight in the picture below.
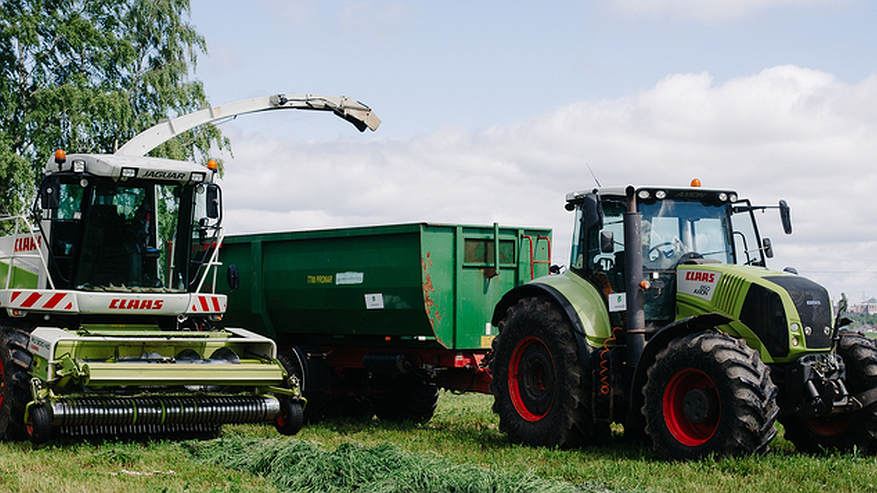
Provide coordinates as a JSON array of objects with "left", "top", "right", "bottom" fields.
[
  {"left": 490, "top": 183, "right": 877, "bottom": 460},
  {"left": 0, "top": 94, "right": 379, "bottom": 443}
]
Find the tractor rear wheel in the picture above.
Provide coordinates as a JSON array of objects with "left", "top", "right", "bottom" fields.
[
  {"left": 780, "top": 330, "right": 877, "bottom": 453},
  {"left": 490, "top": 297, "right": 607, "bottom": 449},
  {"left": 0, "top": 326, "right": 33, "bottom": 441},
  {"left": 642, "top": 332, "right": 779, "bottom": 460}
]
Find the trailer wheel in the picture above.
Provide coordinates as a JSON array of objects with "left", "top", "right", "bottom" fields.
[
  {"left": 26, "top": 404, "right": 52, "bottom": 444},
  {"left": 780, "top": 330, "right": 877, "bottom": 453},
  {"left": 274, "top": 398, "right": 304, "bottom": 436},
  {"left": 642, "top": 332, "right": 778, "bottom": 460},
  {"left": 0, "top": 326, "right": 33, "bottom": 441},
  {"left": 490, "top": 297, "right": 606, "bottom": 449},
  {"left": 373, "top": 375, "right": 438, "bottom": 424}
]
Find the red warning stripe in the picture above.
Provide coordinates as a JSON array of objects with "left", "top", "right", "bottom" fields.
[
  {"left": 6, "top": 291, "right": 74, "bottom": 311},
  {"left": 21, "top": 292, "right": 42, "bottom": 308}
]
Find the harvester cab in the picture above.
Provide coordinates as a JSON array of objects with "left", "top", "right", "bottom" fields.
[
  {"left": 490, "top": 180, "right": 877, "bottom": 460},
  {"left": 0, "top": 93, "right": 380, "bottom": 444}
]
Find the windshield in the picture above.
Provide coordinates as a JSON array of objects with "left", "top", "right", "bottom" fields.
[
  {"left": 55, "top": 179, "right": 184, "bottom": 292},
  {"left": 640, "top": 199, "right": 734, "bottom": 270}
]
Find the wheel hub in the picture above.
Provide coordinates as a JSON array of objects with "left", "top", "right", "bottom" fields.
[
  {"left": 682, "top": 388, "right": 713, "bottom": 424},
  {"left": 508, "top": 336, "right": 556, "bottom": 421}
]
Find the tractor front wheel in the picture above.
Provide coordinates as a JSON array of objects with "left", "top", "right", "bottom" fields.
[
  {"left": 780, "top": 330, "right": 877, "bottom": 453},
  {"left": 490, "top": 297, "right": 607, "bottom": 449},
  {"left": 642, "top": 332, "right": 779, "bottom": 460},
  {"left": 0, "top": 326, "right": 33, "bottom": 441}
]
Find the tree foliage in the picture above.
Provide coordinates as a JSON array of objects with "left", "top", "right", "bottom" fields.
[{"left": 0, "top": 0, "right": 230, "bottom": 216}]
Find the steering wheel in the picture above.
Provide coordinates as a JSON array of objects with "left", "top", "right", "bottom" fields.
[{"left": 648, "top": 241, "right": 678, "bottom": 261}]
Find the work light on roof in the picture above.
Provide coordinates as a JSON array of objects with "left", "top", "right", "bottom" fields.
[
  {"left": 72, "top": 160, "right": 86, "bottom": 173},
  {"left": 120, "top": 167, "right": 137, "bottom": 179},
  {"left": 655, "top": 190, "right": 667, "bottom": 200},
  {"left": 638, "top": 190, "right": 651, "bottom": 200}
]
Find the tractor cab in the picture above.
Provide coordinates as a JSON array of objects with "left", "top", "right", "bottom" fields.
[
  {"left": 566, "top": 183, "right": 791, "bottom": 328},
  {"left": 38, "top": 151, "right": 221, "bottom": 295}
]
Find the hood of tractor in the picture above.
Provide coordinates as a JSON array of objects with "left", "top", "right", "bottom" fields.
[{"left": 676, "top": 263, "right": 832, "bottom": 361}]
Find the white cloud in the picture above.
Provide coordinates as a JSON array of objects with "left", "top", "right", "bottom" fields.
[
  {"left": 219, "top": 64, "right": 877, "bottom": 300},
  {"left": 607, "top": 0, "right": 842, "bottom": 21}
]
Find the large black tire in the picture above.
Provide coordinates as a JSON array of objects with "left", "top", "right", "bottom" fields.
[
  {"left": 276, "top": 350, "right": 330, "bottom": 423},
  {"left": 490, "top": 297, "right": 607, "bottom": 449},
  {"left": 780, "top": 330, "right": 877, "bottom": 453},
  {"left": 642, "top": 332, "right": 779, "bottom": 460},
  {"left": 0, "top": 326, "right": 33, "bottom": 441},
  {"left": 373, "top": 374, "right": 438, "bottom": 424}
]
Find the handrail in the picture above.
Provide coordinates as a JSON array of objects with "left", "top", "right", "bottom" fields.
[
  {"left": 0, "top": 215, "right": 55, "bottom": 290},
  {"left": 522, "top": 234, "right": 552, "bottom": 280}
]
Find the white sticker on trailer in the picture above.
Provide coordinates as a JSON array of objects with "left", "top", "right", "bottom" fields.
[
  {"left": 336, "top": 271, "right": 365, "bottom": 285},
  {"left": 365, "top": 293, "right": 384, "bottom": 309}
]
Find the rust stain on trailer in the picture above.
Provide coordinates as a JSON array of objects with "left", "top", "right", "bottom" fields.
[{"left": 421, "top": 252, "right": 441, "bottom": 329}]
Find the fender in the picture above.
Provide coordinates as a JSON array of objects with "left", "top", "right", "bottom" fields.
[
  {"left": 492, "top": 278, "right": 607, "bottom": 369},
  {"left": 624, "top": 312, "right": 733, "bottom": 436}
]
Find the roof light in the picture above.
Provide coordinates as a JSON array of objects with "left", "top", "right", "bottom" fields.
[
  {"left": 655, "top": 190, "right": 667, "bottom": 199},
  {"left": 729, "top": 193, "right": 738, "bottom": 202},
  {"left": 718, "top": 192, "right": 728, "bottom": 202},
  {"left": 72, "top": 160, "right": 86, "bottom": 173},
  {"left": 190, "top": 171, "right": 206, "bottom": 183},
  {"left": 690, "top": 178, "right": 702, "bottom": 187},
  {"left": 207, "top": 160, "right": 218, "bottom": 171},
  {"left": 637, "top": 190, "right": 651, "bottom": 200},
  {"left": 120, "top": 167, "right": 137, "bottom": 179},
  {"left": 54, "top": 149, "right": 66, "bottom": 164}
]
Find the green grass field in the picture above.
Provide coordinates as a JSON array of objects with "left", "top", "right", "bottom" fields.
[{"left": 2, "top": 392, "right": 876, "bottom": 492}]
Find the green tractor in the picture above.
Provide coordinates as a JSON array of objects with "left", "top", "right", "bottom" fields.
[{"left": 490, "top": 182, "right": 877, "bottom": 460}]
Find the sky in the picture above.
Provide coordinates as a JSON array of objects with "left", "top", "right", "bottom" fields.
[{"left": 186, "top": 0, "right": 877, "bottom": 304}]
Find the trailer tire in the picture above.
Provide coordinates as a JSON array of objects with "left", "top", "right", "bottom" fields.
[
  {"left": 26, "top": 404, "right": 52, "bottom": 445},
  {"left": 642, "top": 332, "right": 778, "bottom": 460},
  {"left": 373, "top": 375, "right": 438, "bottom": 424},
  {"left": 490, "top": 297, "right": 606, "bottom": 449},
  {"left": 780, "top": 330, "right": 877, "bottom": 454},
  {"left": 0, "top": 326, "right": 33, "bottom": 441},
  {"left": 274, "top": 398, "right": 303, "bottom": 436}
]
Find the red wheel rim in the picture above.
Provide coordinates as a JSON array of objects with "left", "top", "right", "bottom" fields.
[
  {"left": 663, "top": 368, "right": 720, "bottom": 446},
  {"left": 276, "top": 404, "right": 288, "bottom": 427},
  {"left": 508, "top": 336, "right": 555, "bottom": 422},
  {"left": 803, "top": 415, "right": 853, "bottom": 437}
]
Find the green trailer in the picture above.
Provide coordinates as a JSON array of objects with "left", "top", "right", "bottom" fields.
[{"left": 220, "top": 222, "right": 551, "bottom": 422}]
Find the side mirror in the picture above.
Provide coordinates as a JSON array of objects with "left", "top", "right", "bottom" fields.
[
  {"left": 600, "top": 230, "right": 614, "bottom": 253},
  {"left": 779, "top": 199, "right": 792, "bottom": 235},
  {"left": 40, "top": 176, "right": 61, "bottom": 210},
  {"left": 762, "top": 238, "right": 774, "bottom": 258},
  {"left": 227, "top": 264, "right": 240, "bottom": 293},
  {"left": 583, "top": 193, "right": 603, "bottom": 231},
  {"left": 206, "top": 184, "right": 221, "bottom": 219}
]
